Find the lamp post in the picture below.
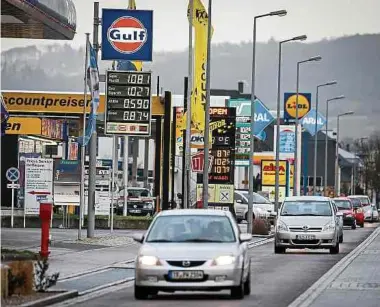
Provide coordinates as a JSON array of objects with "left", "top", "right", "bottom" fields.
[
  {"left": 335, "top": 111, "right": 354, "bottom": 196},
  {"left": 274, "top": 34, "right": 307, "bottom": 213},
  {"left": 247, "top": 9, "right": 287, "bottom": 234},
  {"left": 324, "top": 95, "right": 345, "bottom": 195},
  {"left": 293, "top": 56, "right": 322, "bottom": 196},
  {"left": 312, "top": 81, "right": 337, "bottom": 195}
]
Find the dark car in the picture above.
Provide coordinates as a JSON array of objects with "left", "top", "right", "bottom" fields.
[{"left": 333, "top": 197, "right": 356, "bottom": 229}]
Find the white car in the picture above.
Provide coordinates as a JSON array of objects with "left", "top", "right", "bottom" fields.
[
  {"left": 133, "top": 209, "right": 252, "bottom": 300},
  {"left": 234, "top": 190, "right": 274, "bottom": 224},
  {"left": 348, "top": 195, "right": 379, "bottom": 222},
  {"left": 274, "top": 196, "right": 342, "bottom": 254}
]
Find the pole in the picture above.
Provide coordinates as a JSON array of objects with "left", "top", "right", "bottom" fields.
[
  {"left": 335, "top": 117, "right": 340, "bottom": 196},
  {"left": 202, "top": 0, "right": 212, "bottom": 209},
  {"left": 313, "top": 86, "right": 319, "bottom": 195},
  {"left": 79, "top": 33, "right": 90, "bottom": 240},
  {"left": 182, "top": 77, "right": 189, "bottom": 208},
  {"left": 87, "top": 1, "right": 99, "bottom": 238},
  {"left": 11, "top": 188, "right": 14, "bottom": 228},
  {"left": 143, "top": 138, "right": 149, "bottom": 188},
  {"left": 170, "top": 108, "right": 176, "bottom": 208},
  {"left": 110, "top": 135, "right": 117, "bottom": 232},
  {"left": 123, "top": 136, "right": 128, "bottom": 216},
  {"left": 274, "top": 42, "right": 282, "bottom": 212},
  {"left": 293, "top": 63, "right": 300, "bottom": 196},
  {"left": 324, "top": 100, "right": 329, "bottom": 195},
  {"left": 247, "top": 17, "right": 257, "bottom": 233},
  {"left": 185, "top": 0, "right": 193, "bottom": 209}
]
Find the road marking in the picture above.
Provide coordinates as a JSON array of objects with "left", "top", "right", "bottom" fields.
[{"left": 288, "top": 227, "right": 380, "bottom": 307}]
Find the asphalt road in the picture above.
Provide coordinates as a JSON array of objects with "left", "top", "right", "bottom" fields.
[{"left": 71, "top": 223, "right": 378, "bottom": 307}]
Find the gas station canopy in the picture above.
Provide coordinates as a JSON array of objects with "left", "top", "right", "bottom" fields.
[{"left": 1, "top": 0, "right": 76, "bottom": 40}]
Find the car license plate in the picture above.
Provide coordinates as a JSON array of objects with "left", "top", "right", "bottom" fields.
[
  {"left": 296, "top": 234, "right": 316, "bottom": 240},
  {"left": 130, "top": 209, "right": 141, "bottom": 213},
  {"left": 169, "top": 270, "right": 204, "bottom": 280}
]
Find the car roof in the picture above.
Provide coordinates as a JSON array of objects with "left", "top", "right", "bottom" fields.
[
  {"left": 284, "top": 196, "right": 331, "bottom": 202},
  {"left": 347, "top": 195, "right": 369, "bottom": 198},
  {"left": 157, "top": 209, "right": 230, "bottom": 217},
  {"left": 333, "top": 197, "right": 351, "bottom": 200}
]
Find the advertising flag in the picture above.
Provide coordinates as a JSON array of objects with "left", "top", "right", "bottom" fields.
[{"left": 1, "top": 94, "right": 9, "bottom": 136}]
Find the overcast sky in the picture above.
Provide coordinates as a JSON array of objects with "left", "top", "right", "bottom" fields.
[{"left": 1, "top": 0, "right": 380, "bottom": 52}]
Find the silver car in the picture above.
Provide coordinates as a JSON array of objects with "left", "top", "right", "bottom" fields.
[
  {"left": 132, "top": 209, "right": 252, "bottom": 300},
  {"left": 274, "top": 196, "right": 342, "bottom": 254}
]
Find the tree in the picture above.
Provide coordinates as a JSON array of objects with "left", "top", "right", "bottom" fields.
[{"left": 354, "top": 133, "right": 380, "bottom": 197}]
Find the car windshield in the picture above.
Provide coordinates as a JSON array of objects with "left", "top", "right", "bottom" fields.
[
  {"left": 334, "top": 200, "right": 352, "bottom": 210},
  {"left": 350, "top": 198, "right": 362, "bottom": 208},
  {"left": 125, "top": 188, "right": 150, "bottom": 197},
  {"left": 240, "top": 191, "right": 271, "bottom": 204},
  {"left": 145, "top": 215, "right": 236, "bottom": 243},
  {"left": 281, "top": 201, "right": 333, "bottom": 216},
  {"left": 356, "top": 197, "right": 370, "bottom": 206}
]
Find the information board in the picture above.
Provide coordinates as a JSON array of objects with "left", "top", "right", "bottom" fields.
[{"left": 105, "top": 70, "right": 152, "bottom": 136}]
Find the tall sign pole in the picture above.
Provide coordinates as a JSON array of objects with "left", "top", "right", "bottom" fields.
[
  {"left": 202, "top": 0, "right": 213, "bottom": 209},
  {"left": 87, "top": 1, "right": 100, "bottom": 238},
  {"left": 184, "top": 0, "right": 194, "bottom": 209}
]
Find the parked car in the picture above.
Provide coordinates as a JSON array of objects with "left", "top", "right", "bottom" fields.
[
  {"left": 333, "top": 197, "right": 357, "bottom": 229},
  {"left": 348, "top": 195, "right": 379, "bottom": 223},
  {"left": 274, "top": 196, "right": 342, "bottom": 254},
  {"left": 346, "top": 197, "right": 365, "bottom": 227},
  {"left": 331, "top": 201, "right": 344, "bottom": 242},
  {"left": 117, "top": 187, "right": 155, "bottom": 216},
  {"left": 132, "top": 209, "right": 252, "bottom": 300},
  {"left": 234, "top": 190, "right": 275, "bottom": 224}
]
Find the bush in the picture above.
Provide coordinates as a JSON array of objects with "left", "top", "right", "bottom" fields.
[
  {"left": 252, "top": 218, "right": 270, "bottom": 235},
  {"left": 34, "top": 259, "right": 59, "bottom": 292}
]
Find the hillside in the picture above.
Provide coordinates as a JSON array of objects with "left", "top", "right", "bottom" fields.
[{"left": 1, "top": 34, "right": 379, "bottom": 139}]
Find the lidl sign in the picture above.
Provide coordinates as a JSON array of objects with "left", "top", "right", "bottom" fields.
[{"left": 283, "top": 92, "right": 311, "bottom": 121}]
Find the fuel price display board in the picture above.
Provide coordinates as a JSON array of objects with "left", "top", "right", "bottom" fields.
[{"left": 105, "top": 70, "right": 152, "bottom": 136}]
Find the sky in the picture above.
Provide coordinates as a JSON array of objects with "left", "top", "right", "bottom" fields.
[{"left": 1, "top": 0, "right": 380, "bottom": 52}]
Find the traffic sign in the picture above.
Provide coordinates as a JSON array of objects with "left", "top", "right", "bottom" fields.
[
  {"left": 6, "top": 167, "right": 19, "bottom": 182},
  {"left": 301, "top": 108, "right": 326, "bottom": 136},
  {"left": 7, "top": 183, "right": 20, "bottom": 189}
]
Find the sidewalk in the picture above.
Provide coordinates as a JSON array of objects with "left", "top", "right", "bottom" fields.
[{"left": 289, "top": 227, "right": 380, "bottom": 307}]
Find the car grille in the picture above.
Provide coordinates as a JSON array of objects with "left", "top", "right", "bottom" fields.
[
  {"left": 166, "top": 260, "right": 206, "bottom": 268},
  {"left": 289, "top": 227, "right": 322, "bottom": 232},
  {"left": 291, "top": 239, "right": 320, "bottom": 245}
]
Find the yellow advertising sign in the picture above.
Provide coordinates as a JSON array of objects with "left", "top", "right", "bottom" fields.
[
  {"left": 284, "top": 93, "right": 311, "bottom": 119},
  {"left": 2, "top": 91, "right": 164, "bottom": 116},
  {"left": 261, "top": 160, "right": 288, "bottom": 186},
  {"left": 5, "top": 117, "right": 42, "bottom": 135},
  {"left": 196, "top": 184, "right": 216, "bottom": 202}
]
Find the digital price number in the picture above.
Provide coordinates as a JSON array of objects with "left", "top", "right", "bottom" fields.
[
  {"left": 209, "top": 149, "right": 233, "bottom": 182},
  {"left": 105, "top": 70, "right": 152, "bottom": 136}
]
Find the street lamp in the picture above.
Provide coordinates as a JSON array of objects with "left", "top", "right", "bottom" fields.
[
  {"left": 324, "top": 95, "right": 345, "bottom": 195},
  {"left": 273, "top": 34, "right": 307, "bottom": 213},
  {"left": 248, "top": 9, "right": 287, "bottom": 233},
  {"left": 293, "top": 56, "right": 322, "bottom": 196},
  {"left": 312, "top": 81, "right": 338, "bottom": 195},
  {"left": 335, "top": 111, "right": 354, "bottom": 195}
]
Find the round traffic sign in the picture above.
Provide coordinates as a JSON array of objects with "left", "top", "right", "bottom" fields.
[{"left": 6, "top": 167, "right": 20, "bottom": 182}]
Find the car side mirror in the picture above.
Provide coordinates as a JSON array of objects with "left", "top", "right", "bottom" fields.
[
  {"left": 132, "top": 233, "right": 145, "bottom": 243},
  {"left": 239, "top": 233, "right": 252, "bottom": 242}
]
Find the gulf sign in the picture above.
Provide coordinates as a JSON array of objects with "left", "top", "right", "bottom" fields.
[
  {"left": 283, "top": 92, "right": 311, "bottom": 121},
  {"left": 101, "top": 9, "right": 153, "bottom": 61}
]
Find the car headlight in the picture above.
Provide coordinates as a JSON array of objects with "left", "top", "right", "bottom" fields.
[
  {"left": 211, "top": 255, "right": 236, "bottom": 266},
  {"left": 143, "top": 203, "right": 153, "bottom": 209},
  {"left": 322, "top": 222, "right": 336, "bottom": 232},
  {"left": 138, "top": 255, "right": 161, "bottom": 266},
  {"left": 276, "top": 220, "right": 288, "bottom": 232}
]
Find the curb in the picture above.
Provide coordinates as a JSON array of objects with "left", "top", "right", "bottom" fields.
[
  {"left": 79, "top": 277, "right": 134, "bottom": 296},
  {"left": 59, "top": 259, "right": 135, "bottom": 281},
  {"left": 288, "top": 227, "right": 380, "bottom": 307},
  {"left": 19, "top": 290, "right": 78, "bottom": 307}
]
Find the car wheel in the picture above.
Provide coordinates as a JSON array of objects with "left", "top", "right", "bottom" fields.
[
  {"left": 244, "top": 262, "right": 251, "bottom": 295},
  {"left": 134, "top": 284, "right": 149, "bottom": 300},
  {"left": 351, "top": 220, "right": 357, "bottom": 229},
  {"left": 330, "top": 241, "right": 340, "bottom": 254},
  {"left": 339, "top": 234, "right": 343, "bottom": 243},
  {"left": 230, "top": 281, "right": 244, "bottom": 299},
  {"left": 274, "top": 243, "right": 286, "bottom": 254}
]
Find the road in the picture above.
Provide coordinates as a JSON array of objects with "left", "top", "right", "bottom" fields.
[{"left": 69, "top": 224, "right": 378, "bottom": 307}]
